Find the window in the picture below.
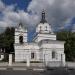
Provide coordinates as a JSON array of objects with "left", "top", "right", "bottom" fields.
[
  {"left": 52, "top": 51, "right": 56, "bottom": 59},
  {"left": 19, "top": 36, "right": 23, "bottom": 44},
  {"left": 31, "top": 53, "right": 34, "bottom": 59}
]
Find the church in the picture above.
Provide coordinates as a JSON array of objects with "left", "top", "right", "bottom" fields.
[{"left": 14, "top": 11, "right": 65, "bottom": 66}]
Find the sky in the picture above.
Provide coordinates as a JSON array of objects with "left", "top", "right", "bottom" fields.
[
  {"left": 2, "top": 0, "right": 31, "bottom": 10},
  {"left": 0, "top": 0, "right": 75, "bottom": 41},
  {"left": 0, "top": 0, "right": 75, "bottom": 29}
]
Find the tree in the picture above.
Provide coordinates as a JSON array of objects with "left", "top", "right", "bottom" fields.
[
  {"left": 0, "top": 27, "right": 15, "bottom": 53},
  {"left": 57, "top": 31, "right": 75, "bottom": 61}
]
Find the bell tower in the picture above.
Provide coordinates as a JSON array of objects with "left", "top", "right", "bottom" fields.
[{"left": 14, "top": 23, "right": 27, "bottom": 44}]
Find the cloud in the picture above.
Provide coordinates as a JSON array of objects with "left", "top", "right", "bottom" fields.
[
  {"left": 18, "top": 10, "right": 39, "bottom": 26},
  {"left": 3, "top": 11, "right": 20, "bottom": 27},
  {"left": 0, "top": 1, "right": 19, "bottom": 27},
  {"left": 27, "top": 0, "right": 75, "bottom": 30},
  {"left": 0, "top": 0, "right": 39, "bottom": 28},
  {"left": 0, "top": 21, "right": 7, "bottom": 27},
  {"left": 0, "top": 0, "right": 75, "bottom": 31},
  {"left": 0, "top": 0, "right": 5, "bottom": 12}
]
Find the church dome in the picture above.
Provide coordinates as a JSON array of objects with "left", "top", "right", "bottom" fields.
[
  {"left": 36, "top": 10, "right": 53, "bottom": 34},
  {"left": 36, "top": 23, "right": 52, "bottom": 33}
]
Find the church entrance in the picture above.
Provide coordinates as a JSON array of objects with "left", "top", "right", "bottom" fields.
[{"left": 31, "top": 52, "right": 35, "bottom": 59}]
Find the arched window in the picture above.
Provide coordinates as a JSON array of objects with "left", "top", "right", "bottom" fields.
[
  {"left": 52, "top": 51, "right": 56, "bottom": 59},
  {"left": 19, "top": 36, "right": 23, "bottom": 44}
]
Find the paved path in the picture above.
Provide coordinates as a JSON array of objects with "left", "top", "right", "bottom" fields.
[
  {"left": 0, "top": 62, "right": 45, "bottom": 71},
  {"left": 0, "top": 68, "right": 75, "bottom": 75}
]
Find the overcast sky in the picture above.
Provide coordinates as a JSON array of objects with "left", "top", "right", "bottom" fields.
[{"left": 0, "top": 0, "right": 75, "bottom": 32}]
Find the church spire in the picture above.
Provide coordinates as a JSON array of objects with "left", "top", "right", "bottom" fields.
[
  {"left": 40, "top": 10, "right": 47, "bottom": 24},
  {"left": 19, "top": 22, "right": 23, "bottom": 27},
  {"left": 19, "top": 22, "right": 23, "bottom": 28}
]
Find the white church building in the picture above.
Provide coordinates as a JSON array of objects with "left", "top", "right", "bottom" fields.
[{"left": 14, "top": 11, "right": 65, "bottom": 66}]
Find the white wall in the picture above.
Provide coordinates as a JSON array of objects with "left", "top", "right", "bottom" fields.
[
  {"left": 41, "top": 43, "right": 64, "bottom": 49},
  {"left": 15, "top": 44, "right": 40, "bottom": 62},
  {"left": 36, "top": 23, "right": 52, "bottom": 33},
  {"left": 15, "top": 42, "right": 65, "bottom": 63},
  {"left": 40, "top": 45, "right": 65, "bottom": 62},
  {"left": 35, "top": 34, "right": 56, "bottom": 42}
]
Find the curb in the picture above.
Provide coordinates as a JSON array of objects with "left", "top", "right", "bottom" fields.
[
  {"left": 13, "top": 68, "right": 27, "bottom": 70},
  {"left": 33, "top": 68, "right": 45, "bottom": 71},
  {"left": 0, "top": 67, "right": 45, "bottom": 71},
  {"left": 0, "top": 68, "right": 7, "bottom": 70}
]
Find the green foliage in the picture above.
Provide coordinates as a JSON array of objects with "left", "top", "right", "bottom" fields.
[
  {"left": 0, "top": 27, "right": 15, "bottom": 53},
  {"left": 57, "top": 31, "right": 75, "bottom": 61}
]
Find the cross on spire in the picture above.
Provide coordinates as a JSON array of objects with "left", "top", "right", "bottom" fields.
[
  {"left": 42, "top": 10, "right": 45, "bottom": 20},
  {"left": 40, "top": 10, "right": 47, "bottom": 23},
  {"left": 19, "top": 22, "right": 23, "bottom": 27}
]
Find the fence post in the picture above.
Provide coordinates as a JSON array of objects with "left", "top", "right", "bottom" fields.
[
  {"left": 8, "top": 54, "right": 12, "bottom": 66},
  {"left": 61, "top": 54, "right": 65, "bottom": 67},
  {"left": 26, "top": 54, "right": 30, "bottom": 67}
]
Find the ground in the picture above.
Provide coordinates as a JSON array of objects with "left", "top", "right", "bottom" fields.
[{"left": 0, "top": 68, "right": 75, "bottom": 75}]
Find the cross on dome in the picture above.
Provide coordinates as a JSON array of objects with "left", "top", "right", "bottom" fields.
[{"left": 40, "top": 10, "right": 47, "bottom": 24}]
